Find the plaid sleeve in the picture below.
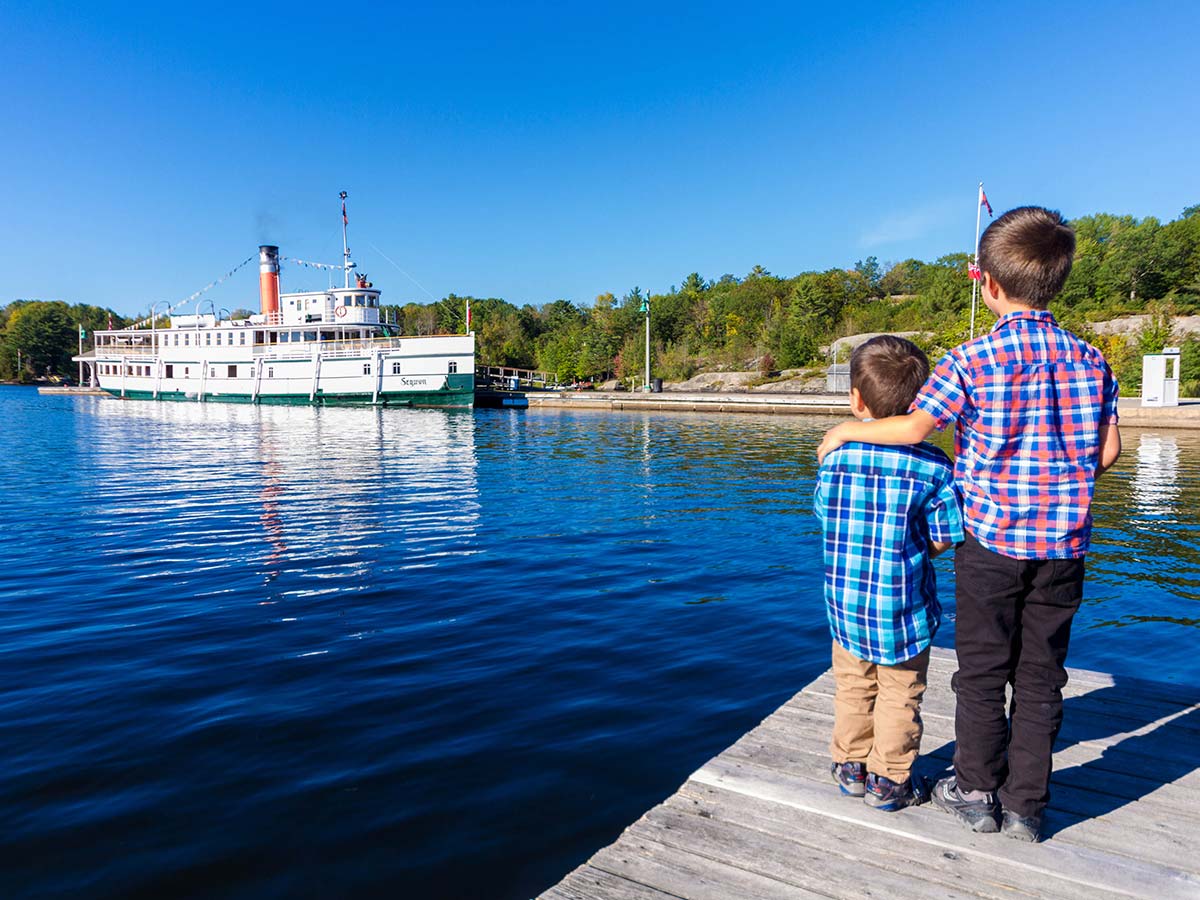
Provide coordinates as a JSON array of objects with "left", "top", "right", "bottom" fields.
[
  {"left": 812, "top": 467, "right": 828, "bottom": 526},
  {"left": 1101, "top": 361, "right": 1119, "bottom": 424},
  {"left": 923, "top": 472, "right": 964, "bottom": 545},
  {"left": 910, "top": 352, "right": 969, "bottom": 432}
]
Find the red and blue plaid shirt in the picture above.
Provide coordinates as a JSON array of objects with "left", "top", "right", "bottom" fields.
[{"left": 911, "top": 310, "right": 1119, "bottom": 560}]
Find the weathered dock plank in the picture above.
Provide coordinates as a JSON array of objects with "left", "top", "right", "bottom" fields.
[{"left": 540, "top": 648, "right": 1200, "bottom": 900}]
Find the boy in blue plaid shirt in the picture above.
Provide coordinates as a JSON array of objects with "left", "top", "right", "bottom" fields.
[{"left": 814, "top": 336, "right": 964, "bottom": 811}]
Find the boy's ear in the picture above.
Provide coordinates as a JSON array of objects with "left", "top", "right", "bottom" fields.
[{"left": 983, "top": 272, "right": 1002, "bottom": 301}]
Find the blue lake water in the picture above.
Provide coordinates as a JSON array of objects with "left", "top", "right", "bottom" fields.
[{"left": 1, "top": 386, "right": 1197, "bottom": 898}]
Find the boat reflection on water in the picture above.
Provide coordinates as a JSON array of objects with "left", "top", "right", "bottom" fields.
[
  {"left": 258, "top": 458, "right": 286, "bottom": 586},
  {"left": 84, "top": 399, "right": 480, "bottom": 604}
]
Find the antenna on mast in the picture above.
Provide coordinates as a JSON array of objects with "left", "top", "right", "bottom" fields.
[{"left": 339, "top": 190, "right": 355, "bottom": 289}]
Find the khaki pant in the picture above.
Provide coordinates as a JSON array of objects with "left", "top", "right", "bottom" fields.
[{"left": 830, "top": 641, "right": 930, "bottom": 783}]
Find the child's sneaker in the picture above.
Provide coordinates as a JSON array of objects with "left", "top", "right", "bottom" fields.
[
  {"left": 830, "top": 761, "right": 866, "bottom": 797},
  {"left": 863, "top": 773, "right": 926, "bottom": 811},
  {"left": 930, "top": 776, "right": 1000, "bottom": 832},
  {"left": 1001, "top": 809, "right": 1042, "bottom": 842}
]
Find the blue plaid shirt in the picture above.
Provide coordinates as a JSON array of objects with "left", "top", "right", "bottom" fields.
[{"left": 814, "top": 442, "right": 963, "bottom": 665}]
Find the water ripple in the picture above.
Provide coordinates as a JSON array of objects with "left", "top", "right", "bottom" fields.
[{"left": 0, "top": 389, "right": 1195, "bottom": 897}]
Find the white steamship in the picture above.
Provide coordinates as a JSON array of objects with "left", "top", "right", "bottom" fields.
[{"left": 78, "top": 200, "right": 475, "bottom": 408}]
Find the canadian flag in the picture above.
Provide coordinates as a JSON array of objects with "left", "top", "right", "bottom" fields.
[{"left": 968, "top": 263, "right": 982, "bottom": 281}]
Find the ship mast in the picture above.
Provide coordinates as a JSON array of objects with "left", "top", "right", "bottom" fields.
[{"left": 340, "top": 190, "right": 353, "bottom": 289}]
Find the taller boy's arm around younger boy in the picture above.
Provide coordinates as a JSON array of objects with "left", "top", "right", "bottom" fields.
[{"left": 816, "top": 409, "right": 939, "bottom": 464}]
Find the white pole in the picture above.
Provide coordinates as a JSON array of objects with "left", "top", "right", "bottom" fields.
[
  {"left": 644, "top": 295, "right": 651, "bottom": 391},
  {"left": 78, "top": 324, "right": 83, "bottom": 386},
  {"left": 970, "top": 181, "right": 984, "bottom": 339},
  {"left": 340, "top": 191, "right": 350, "bottom": 289}
]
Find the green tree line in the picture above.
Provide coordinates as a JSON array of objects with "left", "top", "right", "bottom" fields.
[
  {"left": 383, "top": 204, "right": 1200, "bottom": 391},
  {"left": 0, "top": 301, "right": 128, "bottom": 381},
  {"left": 5, "top": 205, "right": 1199, "bottom": 390}
]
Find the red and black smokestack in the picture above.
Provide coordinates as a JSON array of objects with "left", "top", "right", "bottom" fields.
[{"left": 259, "top": 245, "right": 280, "bottom": 316}]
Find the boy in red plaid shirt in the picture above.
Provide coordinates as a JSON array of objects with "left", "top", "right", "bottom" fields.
[{"left": 817, "top": 207, "right": 1122, "bottom": 841}]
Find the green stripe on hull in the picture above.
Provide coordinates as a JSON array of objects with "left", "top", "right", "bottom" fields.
[{"left": 103, "top": 388, "right": 474, "bottom": 408}]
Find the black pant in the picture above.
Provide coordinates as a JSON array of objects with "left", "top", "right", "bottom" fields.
[{"left": 952, "top": 532, "right": 1085, "bottom": 818}]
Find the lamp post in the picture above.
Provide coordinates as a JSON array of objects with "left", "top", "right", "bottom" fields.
[
  {"left": 78, "top": 324, "right": 85, "bottom": 386},
  {"left": 640, "top": 294, "right": 650, "bottom": 391}
]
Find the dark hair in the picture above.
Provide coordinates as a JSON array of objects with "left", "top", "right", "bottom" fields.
[
  {"left": 850, "top": 335, "right": 930, "bottom": 419},
  {"left": 978, "top": 206, "right": 1075, "bottom": 308}
]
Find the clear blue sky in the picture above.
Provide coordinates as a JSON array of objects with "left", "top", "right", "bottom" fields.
[{"left": 2, "top": 0, "right": 1197, "bottom": 317}]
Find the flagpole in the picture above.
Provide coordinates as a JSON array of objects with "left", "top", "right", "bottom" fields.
[{"left": 969, "top": 181, "right": 984, "bottom": 339}]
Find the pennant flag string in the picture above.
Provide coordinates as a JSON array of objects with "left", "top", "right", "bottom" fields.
[
  {"left": 128, "top": 255, "right": 256, "bottom": 328},
  {"left": 283, "top": 256, "right": 350, "bottom": 272}
]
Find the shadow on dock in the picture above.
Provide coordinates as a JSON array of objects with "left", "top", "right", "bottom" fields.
[{"left": 541, "top": 648, "right": 1200, "bottom": 900}]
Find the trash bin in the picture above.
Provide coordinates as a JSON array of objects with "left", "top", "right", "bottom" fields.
[
  {"left": 508, "top": 376, "right": 519, "bottom": 391},
  {"left": 651, "top": 378, "right": 663, "bottom": 393}
]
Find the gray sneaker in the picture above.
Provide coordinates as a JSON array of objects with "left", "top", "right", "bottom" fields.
[
  {"left": 830, "top": 761, "right": 867, "bottom": 797},
  {"left": 1001, "top": 810, "right": 1042, "bottom": 842},
  {"left": 930, "top": 776, "right": 1000, "bottom": 833}
]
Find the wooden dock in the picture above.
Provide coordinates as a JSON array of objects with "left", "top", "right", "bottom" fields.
[{"left": 541, "top": 648, "right": 1200, "bottom": 900}]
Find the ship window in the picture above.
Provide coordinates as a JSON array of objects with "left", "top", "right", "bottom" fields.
[
  {"left": 239, "top": 333, "right": 246, "bottom": 345},
  {"left": 392, "top": 362, "right": 401, "bottom": 374},
  {"left": 448, "top": 361, "right": 458, "bottom": 374},
  {"left": 268, "top": 367, "right": 274, "bottom": 378},
  {"left": 215, "top": 333, "right": 221, "bottom": 346},
  {"left": 184, "top": 367, "right": 189, "bottom": 378},
  {"left": 184, "top": 334, "right": 190, "bottom": 346},
  {"left": 205, "top": 333, "right": 212, "bottom": 346},
  {"left": 292, "top": 331, "right": 302, "bottom": 342},
  {"left": 165, "top": 365, "right": 173, "bottom": 378},
  {"left": 304, "top": 331, "right": 317, "bottom": 342},
  {"left": 228, "top": 365, "right": 237, "bottom": 377},
  {"left": 255, "top": 332, "right": 265, "bottom": 344},
  {"left": 174, "top": 334, "right": 179, "bottom": 346},
  {"left": 363, "top": 363, "right": 370, "bottom": 374},
  {"left": 210, "top": 368, "right": 216, "bottom": 378}
]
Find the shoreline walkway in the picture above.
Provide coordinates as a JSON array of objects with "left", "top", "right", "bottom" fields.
[
  {"left": 540, "top": 648, "right": 1200, "bottom": 900},
  {"left": 527, "top": 391, "right": 1200, "bottom": 428},
  {"left": 34, "top": 384, "right": 1200, "bottom": 428}
]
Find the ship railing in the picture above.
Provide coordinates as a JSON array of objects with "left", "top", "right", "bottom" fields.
[
  {"left": 255, "top": 336, "right": 409, "bottom": 360},
  {"left": 93, "top": 343, "right": 158, "bottom": 357}
]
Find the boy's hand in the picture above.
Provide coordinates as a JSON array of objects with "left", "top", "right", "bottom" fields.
[{"left": 817, "top": 425, "right": 850, "bottom": 464}]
